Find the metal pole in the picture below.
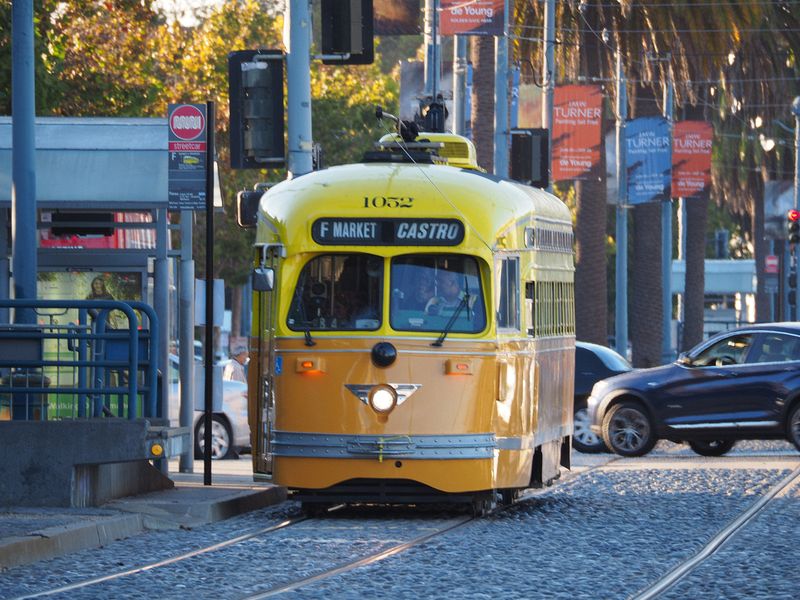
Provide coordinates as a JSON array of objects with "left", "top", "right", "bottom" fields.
[
  {"left": 662, "top": 71, "right": 674, "bottom": 363},
  {"left": 453, "top": 36, "right": 467, "bottom": 135},
  {"left": 792, "top": 97, "right": 800, "bottom": 321},
  {"left": 493, "top": 0, "right": 509, "bottom": 177},
  {"left": 286, "top": 0, "right": 313, "bottom": 177},
  {"left": 203, "top": 102, "right": 215, "bottom": 486},
  {"left": 542, "top": 0, "right": 555, "bottom": 192},
  {"left": 11, "top": 0, "right": 37, "bottom": 325},
  {"left": 179, "top": 211, "right": 195, "bottom": 473},
  {"left": 615, "top": 49, "right": 628, "bottom": 358}
]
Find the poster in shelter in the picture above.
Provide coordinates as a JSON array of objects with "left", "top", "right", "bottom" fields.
[{"left": 551, "top": 85, "right": 603, "bottom": 182}]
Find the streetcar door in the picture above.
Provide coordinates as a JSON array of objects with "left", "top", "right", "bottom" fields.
[{"left": 251, "top": 245, "right": 282, "bottom": 476}]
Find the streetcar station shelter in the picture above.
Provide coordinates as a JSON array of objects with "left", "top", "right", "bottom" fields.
[{"left": 0, "top": 116, "right": 190, "bottom": 506}]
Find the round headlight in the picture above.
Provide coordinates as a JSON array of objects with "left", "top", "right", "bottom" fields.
[{"left": 369, "top": 384, "right": 397, "bottom": 413}]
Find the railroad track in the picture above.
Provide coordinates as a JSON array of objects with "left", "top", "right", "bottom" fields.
[{"left": 632, "top": 462, "right": 800, "bottom": 599}]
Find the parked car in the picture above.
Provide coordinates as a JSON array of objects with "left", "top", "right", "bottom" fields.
[
  {"left": 167, "top": 354, "right": 250, "bottom": 460},
  {"left": 588, "top": 323, "right": 800, "bottom": 457},
  {"left": 573, "top": 342, "right": 633, "bottom": 453}
]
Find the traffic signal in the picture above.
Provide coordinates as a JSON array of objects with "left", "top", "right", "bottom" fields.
[
  {"left": 228, "top": 50, "right": 285, "bottom": 169},
  {"left": 321, "top": 0, "right": 374, "bottom": 65},
  {"left": 788, "top": 209, "right": 800, "bottom": 244},
  {"left": 510, "top": 129, "right": 550, "bottom": 189}
]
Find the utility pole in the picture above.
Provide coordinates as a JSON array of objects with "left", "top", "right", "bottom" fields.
[
  {"left": 614, "top": 49, "right": 628, "bottom": 358},
  {"left": 662, "top": 64, "right": 674, "bottom": 363},
  {"left": 285, "top": 0, "right": 313, "bottom": 177},
  {"left": 493, "top": 0, "right": 509, "bottom": 177},
  {"left": 424, "top": 0, "right": 440, "bottom": 103},
  {"left": 542, "top": 0, "right": 555, "bottom": 192},
  {"left": 792, "top": 96, "right": 800, "bottom": 321},
  {"left": 453, "top": 36, "right": 468, "bottom": 135},
  {"left": 11, "top": 0, "right": 37, "bottom": 325}
]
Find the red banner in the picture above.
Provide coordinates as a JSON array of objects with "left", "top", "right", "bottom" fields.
[
  {"left": 551, "top": 85, "right": 603, "bottom": 182},
  {"left": 671, "top": 121, "right": 713, "bottom": 198},
  {"left": 440, "top": 0, "right": 504, "bottom": 36}
]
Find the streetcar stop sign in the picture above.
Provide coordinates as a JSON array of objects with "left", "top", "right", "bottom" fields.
[
  {"left": 169, "top": 104, "right": 206, "bottom": 141},
  {"left": 765, "top": 255, "right": 779, "bottom": 275},
  {"left": 168, "top": 103, "right": 208, "bottom": 211}
]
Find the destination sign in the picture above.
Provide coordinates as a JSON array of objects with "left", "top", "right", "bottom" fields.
[{"left": 312, "top": 218, "right": 465, "bottom": 246}]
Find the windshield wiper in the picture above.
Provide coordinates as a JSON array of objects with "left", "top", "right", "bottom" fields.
[{"left": 431, "top": 276, "right": 470, "bottom": 347}]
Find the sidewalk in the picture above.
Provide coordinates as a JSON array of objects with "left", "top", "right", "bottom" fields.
[{"left": 0, "top": 457, "right": 286, "bottom": 571}]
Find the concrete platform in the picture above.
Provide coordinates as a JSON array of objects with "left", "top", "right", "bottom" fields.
[{"left": 0, "top": 458, "right": 286, "bottom": 571}]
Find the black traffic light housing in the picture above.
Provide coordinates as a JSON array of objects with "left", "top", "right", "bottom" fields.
[
  {"left": 510, "top": 129, "right": 550, "bottom": 189},
  {"left": 788, "top": 209, "right": 800, "bottom": 244},
  {"left": 228, "top": 50, "right": 285, "bottom": 169},
  {"left": 321, "top": 0, "right": 374, "bottom": 65}
]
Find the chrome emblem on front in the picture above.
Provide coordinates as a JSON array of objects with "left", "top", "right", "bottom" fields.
[{"left": 345, "top": 383, "right": 422, "bottom": 406}]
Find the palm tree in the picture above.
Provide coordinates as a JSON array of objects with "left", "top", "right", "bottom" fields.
[{"left": 470, "top": 36, "right": 495, "bottom": 172}]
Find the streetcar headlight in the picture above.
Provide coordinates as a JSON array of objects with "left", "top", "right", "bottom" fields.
[{"left": 369, "top": 384, "right": 397, "bottom": 414}]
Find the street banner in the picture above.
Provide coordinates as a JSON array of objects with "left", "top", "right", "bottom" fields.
[
  {"left": 672, "top": 120, "right": 712, "bottom": 198},
  {"left": 551, "top": 85, "right": 603, "bottom": 182},
  {"left": 168, "top": 103, "right": 208, "bottom": 211},
  {"left": 440, "top": 0, "right": 504, "bottom": 36},
  {"left": 375, "top": 0, "right": 420, "bottom": 34},
  {"left": 626, "top": 116, "right": 671, "bottom": 204}
]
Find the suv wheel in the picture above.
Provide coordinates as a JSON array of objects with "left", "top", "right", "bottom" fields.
[
  {"left": 601, "top": 401, "right": 657, "bottom": 457},
  {"left": 787, "top": 403, "right": 800, "bottom": 452},
  {"left": 573, "top": 402, "right": 608, "bottom": 453},
  {"left": 688, "top": 439, "right": 735, "bottom": 457}
]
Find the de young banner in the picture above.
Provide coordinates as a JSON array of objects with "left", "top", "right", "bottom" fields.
[
  {"left": 551, "top": 85, "right": 603, "bottom": 182},
  {"left": 671, "top": 121, "right": 713, "bottom": 198},
  {"left": 626, "top": 116, "right": 671, "bottom": 204},
  {"left": 440, "top": 0, "right": 504, "bottom": 36}
]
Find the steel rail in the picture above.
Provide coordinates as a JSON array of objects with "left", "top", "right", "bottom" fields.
[
  {"left": 8, "top": 515, "right": 312, "bottom": 600},
  {"left": 632, "top": 462, "right": 800, "bottom": 600}
]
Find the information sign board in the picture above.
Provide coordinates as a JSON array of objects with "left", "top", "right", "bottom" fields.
[{"left": 168, "top": 103, "right": 208, "bottom": 211}]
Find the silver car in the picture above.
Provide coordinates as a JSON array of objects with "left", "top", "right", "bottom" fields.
[{"left": 167, "top": 354, "right": 250, "bottom": 459}]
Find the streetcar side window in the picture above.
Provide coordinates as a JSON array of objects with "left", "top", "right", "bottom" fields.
[
  {"left": 497, "top": 257, "right": 520, "bottom": 331},
  {"left": 389, "top": 255, "right": 486, "bottom": 333},
  {"left": 287, "top": 254, "right": 383, "bottom": 331}
]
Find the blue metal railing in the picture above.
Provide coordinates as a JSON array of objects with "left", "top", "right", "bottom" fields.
[{"left": 0, "top": 300, "right": 159, "bottom": 420}]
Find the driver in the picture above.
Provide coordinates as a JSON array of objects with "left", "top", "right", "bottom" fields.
[{"left": 425, "top": 270, "right": 475, "bottom": 315}]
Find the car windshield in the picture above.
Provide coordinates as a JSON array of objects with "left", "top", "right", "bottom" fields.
[
  {"left": 587, "top": 345, "right": 632, "bottom": 371},
  {"left": 287, "top": 253, "right": 383, "bottom": 331},
  {"left": 390, "top": 255, "right": 486, "bottom": 333}
]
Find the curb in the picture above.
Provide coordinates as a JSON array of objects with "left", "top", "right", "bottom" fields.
[{"left": 0, "top": 513, "right": 144, "bottom": 571}]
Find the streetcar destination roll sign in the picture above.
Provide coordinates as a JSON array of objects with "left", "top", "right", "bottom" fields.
[{"left": 312, "top": 218, "right": 465, "bottom": 246}]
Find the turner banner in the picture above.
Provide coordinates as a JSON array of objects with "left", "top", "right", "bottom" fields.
[
  {"left": 626, "top": 116, "right": 672, "bottom": 204},
  {"left": 671, "top": 121, "right": 713, "bottom": 198},
  {"left": 440, "top": 0, "right": 504, "bottom": 36},
  {"left": 551, "top": 85, "right": 603, "bottom": 182}
]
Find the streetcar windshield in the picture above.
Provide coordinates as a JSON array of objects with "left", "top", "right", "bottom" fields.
[
  {"left": 390, "top": 255, "right": 486, "bottom": 333},
  {"left": 287, "top": 254, "right": 383, "bottom": 331}
]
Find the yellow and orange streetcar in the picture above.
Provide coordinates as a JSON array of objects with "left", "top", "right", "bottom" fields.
[{"left": 242, "top": 119, "right": 575, "bottom": 513}]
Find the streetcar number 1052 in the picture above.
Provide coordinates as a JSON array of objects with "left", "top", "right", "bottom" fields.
[{"left": 363, "top": 196, "right": 413, "bottom": 208}]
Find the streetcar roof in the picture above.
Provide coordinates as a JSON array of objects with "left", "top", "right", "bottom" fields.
[{"left": 256, "top": 161, "right": 571, "bottom": 255}]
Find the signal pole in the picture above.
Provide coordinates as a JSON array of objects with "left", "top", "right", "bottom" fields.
[
  {"left": 492, "top": 0, "right": 509, "bottom": 177},
  {"left": 285, "top": 0, "right": 314, "bottom": 177},
  {"left": 792, "top": 97, "right": 800, "bottom": 320},
  {"left": 614, "top": 49, "right": 628, "bottom": 359},
  {"left": 662, "top": 65, "right": 674, "bottom": 363}
]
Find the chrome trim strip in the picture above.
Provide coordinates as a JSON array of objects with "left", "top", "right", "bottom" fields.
[
  {"left": 271, "top": 431, "right": 496, "bottom": 459},
  {"left": 495, "top": 435, "right": 535, "bottom": 450},
  {"left": 670, "top": 421, "right": 780, "bottom": 430}
]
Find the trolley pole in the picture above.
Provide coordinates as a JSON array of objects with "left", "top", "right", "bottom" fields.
[
  {"left": 424, "top": 0, "right": 441, "bottom": 102},
  {"left": 11, "top": 0, "right": 37, "bottom": 325},
  {"left": 286, "top": 0, "right": 313, "bottom": 178},
  {"left": 453, "top": 35, "right": 468, "bottom": 135},
  {"left": 614, "top": 49, "right": 628, "bottom": 359},
  {"left": 492, "top": 0, "right": 510, "bottom": 177},
  {"left": 541, "top": 0, "right": 555, "bottom": 192}
]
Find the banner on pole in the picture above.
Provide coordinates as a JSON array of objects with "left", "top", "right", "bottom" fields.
[
  {"left": 672, "top": 121, "right": 712, "bottom": 198},
  {"left": 551, "top": 85, "right": 603, "bottom": 182},
  {"left": 440, "top": 0, "right": 504, "bottom": 36},
  {"left": 626, "top": 116, "right": 671, "bottom": 204}
]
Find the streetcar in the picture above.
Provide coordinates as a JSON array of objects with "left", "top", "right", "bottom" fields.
[{"left": 242, "top": 112, "right": 575, "bottom": 513}]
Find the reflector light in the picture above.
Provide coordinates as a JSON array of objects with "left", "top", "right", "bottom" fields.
[{"left": 301, "top": 361, "right": 313, "bottom": 369}]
